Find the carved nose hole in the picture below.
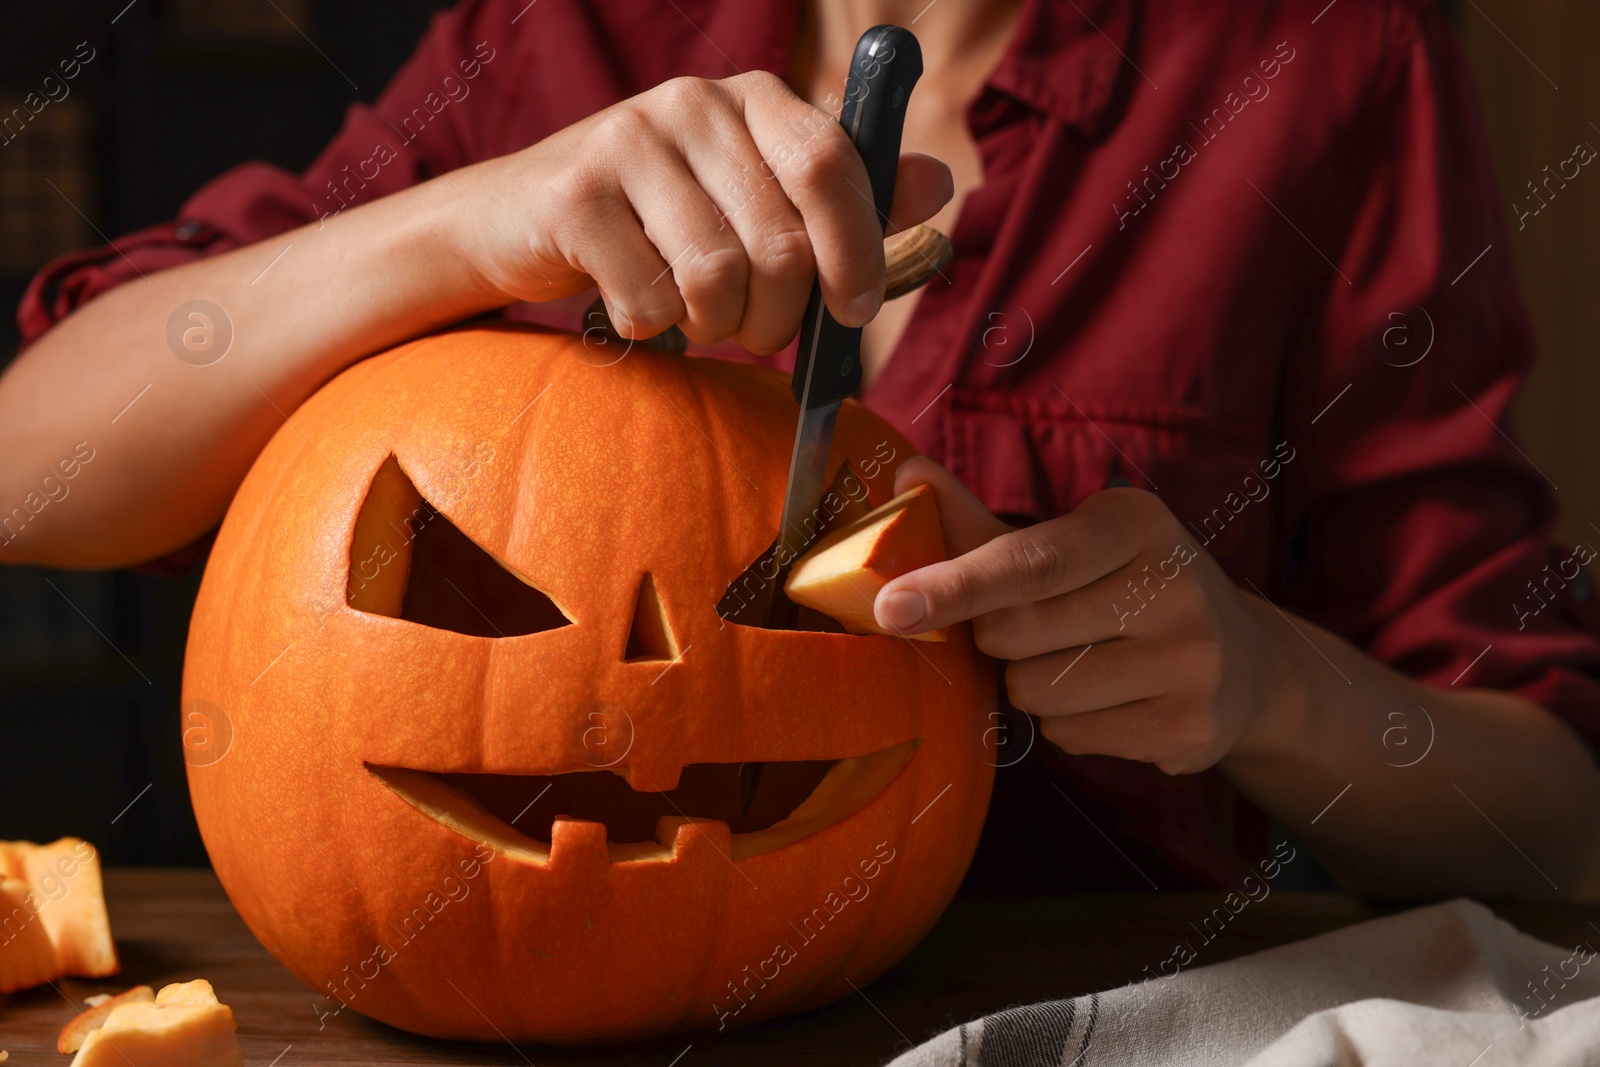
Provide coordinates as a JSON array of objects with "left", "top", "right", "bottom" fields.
[
  {"left": 347, "top": 454, "right": 573, "bottom": 637},
  {"left": 624, "top": 573, "right": 678, "bottom": 662}
]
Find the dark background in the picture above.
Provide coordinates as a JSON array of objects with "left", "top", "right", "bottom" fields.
[
  {"left": 10, "top": 0, "right": 1600, "bottom": 874},
  {"left": 0, "top": 0, "right": 457, "bottom": 864}
]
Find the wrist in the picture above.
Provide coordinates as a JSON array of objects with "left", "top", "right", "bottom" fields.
[
  {"left": 420, "top": 150, "right": 578, "bottom": 309},
  {"left": 1226, "top": 593, "right": 1318, "bottom": 767},
  {"left": 239, "top": 177, "right": 514, "bottom": 397},
  {"left": 398, "top": 167, "right": 518, "bottom": 311}
]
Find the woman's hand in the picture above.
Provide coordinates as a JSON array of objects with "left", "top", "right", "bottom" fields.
[
  {"left": 876, "top": 457, "right": 1600, "bottom": 899},
  {"left": 455, "top": 71, "right": 953, "bottom": 353},
  {"left": 0, "top": 71, "right": 951, "bottom": 569},
  {"left": 874, "top": 457, "right": 1305, "bottom": 775}
]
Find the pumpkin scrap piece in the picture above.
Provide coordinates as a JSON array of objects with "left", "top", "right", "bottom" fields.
[
  {"left": 68, "top": 979, "right": 243, "bottom": 1067},
  {"left": 0, "top": 838, "right": 117, "bottom": 994},
  {"left": 785, "top": 484, "right": 949, "bottom": 640},
  {"left": 59, "top": 985, "right": 157, "bottom": 1053}
]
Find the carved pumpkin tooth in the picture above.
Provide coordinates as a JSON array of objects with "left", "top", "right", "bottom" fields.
[
  {"left": 547, "top": 818, "right": 610, "bottom": 869},
  {"left": 621, "top": 761, "right": 684, "bottom": 793},
  {"left": 657, "top": 817, "right": 732, "bottom": 861}
]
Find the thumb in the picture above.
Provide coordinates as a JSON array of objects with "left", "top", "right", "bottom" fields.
[{"left": 886, "top": 153, "right": 954, "bottom": 235}]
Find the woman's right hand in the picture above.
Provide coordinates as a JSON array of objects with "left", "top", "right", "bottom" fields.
[
  {"left": 0, "top": 72, "right": 951, "bottom": 569},
  {"left": 453, "top": 71, "right": 953, "bottom": 354}
]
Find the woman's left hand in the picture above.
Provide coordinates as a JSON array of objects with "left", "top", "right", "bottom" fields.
[{"left": 874, "top": 457, "right": 1304, "bottom": 774}]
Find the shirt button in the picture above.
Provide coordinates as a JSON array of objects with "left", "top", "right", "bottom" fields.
[
  {"left": 1104, "top": 474, "right": 1132, "bottom": 489},
  {"left": 1574, "top": 570, "right": 1591, "bottom": 602},
  {"left": 174, "top": 220, "right": 207, "bottom": 242}
]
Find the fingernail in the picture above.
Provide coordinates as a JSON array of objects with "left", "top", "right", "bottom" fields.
[
  {"left": 844, "top": 289, "right": 881, "bottom": 326},
  {"left": 877, "top": 589, "right": 926, "bottom": 631}
]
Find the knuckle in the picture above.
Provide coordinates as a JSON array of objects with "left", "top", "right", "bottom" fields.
[
  {"left": 753, "top": 222, "right": 814, "bottom": 283},
  {"left": 1107, "top": 485, "right": 1160, "bottom": 512},
  {"left": 972, "top": 607, "right": 1027, "bottom": 659},
  {"left": 1004, "top": 532, "right": 1071, "bottom": 597},
  {"left": 1003, "top": 662, "right": 1042, "bottom": 714},
  {"left": 677, "top": 243, "right": 748, "bottom": 304},
  {"left": 790, "top": 126, "right": 855, "bottom": 187},
  {"left": 588, "top": 106, "right": 654, "bottom": 152},
  {"left": 1185, "top": 637, "right": 1225, "bottom": 696},
  {"left": 1095, "top": 485, "right": 1159, "bottom": 524},
  {"left": 939, "top": 566, "right": 982, "bottom": 623},
  {"left": 652, "top": 76, "right": 715, "bottom": 114},
  {"left": 972, "top": 617, "right": 1010, "bottom": 659},
  {"left": 1159, "top": 568, "right": 1202, "bottom": 614},
  {"left": 737, "top": 316, "right": 797, "bottom": 357},
  {"left": 547, "top": 161, "right": 611, "bottom": 217},
  {"left": 605, "top": 296, "right": 681, "bottom": 339},
  {"left": 1170, "top": 699, "right": 1214, "bottom": 748},
  {"left": 1040, "top": 715, "right": 1088, "bottom": 756},
  {"left": 1118, "top": 486, "right": 1179, "bottom": 531},
  {"left": 1157, "top": 702, "right": 1220, "bottom": 772},
  {"left": 728, "top": 69, "right": 782, "bottom": 93}
]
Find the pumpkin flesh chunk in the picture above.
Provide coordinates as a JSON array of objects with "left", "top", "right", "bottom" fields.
[
  {"left": 59, "top": 985, "right": 157, "bottom": 1054},
  {"left": 367, "top": 738, "right": 919, "bottom": 865},
  {"left": 0, "top": 877, "right": 61, "bottom": 994},
  {"left": 69, "top": 979, "right": 243, "bottom": 1067},
  {"left": 785, "top": 485, "right": 948, "bottom": 640},
  {"left": 0, "top": 838, "right": 117, "bottom": 995}
]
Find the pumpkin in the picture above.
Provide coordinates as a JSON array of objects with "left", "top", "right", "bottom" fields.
[
  {"left": 0, "top": 837, "right": 117, "bottom": 994},
  {"left": 67, "top": 979, "right": 243, "bottom": 1067},
  {"left": 183, "top": 324, "right": 995, "bottom": 1043}
]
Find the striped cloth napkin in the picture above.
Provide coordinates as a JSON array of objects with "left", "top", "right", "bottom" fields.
[{"left": 889, "top": 899, "right": 1600, "bottom": 1067}]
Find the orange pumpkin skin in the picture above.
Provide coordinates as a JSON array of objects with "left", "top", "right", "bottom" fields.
[{"left": 183, "top": 325, "right": 995, "bottom": 1044}]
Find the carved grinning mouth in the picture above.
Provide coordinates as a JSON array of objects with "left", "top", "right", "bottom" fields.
[
  {"left": 349, "top": 454, "right": 923, "bottom": 866},
  {"left": 367, "top": 739, "right": 920, "bottom": 865}
]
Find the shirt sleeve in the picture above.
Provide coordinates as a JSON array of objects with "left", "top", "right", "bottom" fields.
[
  {"left": 1274, "top": 0, "right": 1600, "bottom": 746},
  {"left": 16, "top": 0, "right": 508, "bottom": 349}
]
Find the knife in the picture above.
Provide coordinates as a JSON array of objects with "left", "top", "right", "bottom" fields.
[
  {"left": 769, "top": 24, "right": 924, "bottom": 628},
  {"left": 740, "top": 25, "right": 924, "bottom": 816}
]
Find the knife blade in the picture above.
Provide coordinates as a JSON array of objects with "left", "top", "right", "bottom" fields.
[
  {"left": 765, "top": 24, "right": 925, "bottom": 629},
  {"left": 741, "top": 25, "right": 925, "bottom": 817}
]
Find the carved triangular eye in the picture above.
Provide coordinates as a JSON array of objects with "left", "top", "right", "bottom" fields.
[
  {"left": 348, "top": 455, "right": 572, "bottom": 637},
  {"left": 623, "top": 573, "right": 677, "bottom": 662}
]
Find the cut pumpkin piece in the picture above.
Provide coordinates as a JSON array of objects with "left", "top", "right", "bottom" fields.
[
  {"left": 59, "top": 985, "right": 157, "bottom": 1053},
  {"left": 785, "top": 484, "right": 948, "bottom": 640},
  {"left": 0, "top": 877, "right": 61, "bottom": 994},
  {"left": 0, "top": 838, "right": 117, "bottom": 994},
  {"left": 69, "top": 979, "right": 244, "bottom": 1067}
]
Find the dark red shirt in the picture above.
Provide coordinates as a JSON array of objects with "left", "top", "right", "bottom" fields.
[{"left": 21, "top": 0, "right": 1600, "bottom": 889}]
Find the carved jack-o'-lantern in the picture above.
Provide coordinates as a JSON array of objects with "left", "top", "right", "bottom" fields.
[{"left": 182, "top": 325, "right": 995, "bottom": 1043}]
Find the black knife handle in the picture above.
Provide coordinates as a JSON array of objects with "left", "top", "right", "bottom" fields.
[{"left": 791, "top": 26, "right": 923, "bottom": 408}]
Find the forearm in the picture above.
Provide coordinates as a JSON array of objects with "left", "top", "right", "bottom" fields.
[
  {"left": 1222, "top": 597, "right": 1600, "bottom": 900},
  {"left": 0, "top": 173, "right": 504, "bottom": 570},
  {"left": 0, "top": 72, "right": 951, "bottom": 571}
]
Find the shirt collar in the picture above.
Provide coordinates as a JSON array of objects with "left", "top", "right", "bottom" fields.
[
  {"left": 986, "top": 0, "right": 1141, "bottom": 139},
  {"left": 711, "top": 0, "right": 1141, "bottom": 141}
]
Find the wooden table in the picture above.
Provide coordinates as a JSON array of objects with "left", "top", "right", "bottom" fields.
[{"left": 3, "top": 870, "right": 1596, "bottom": 1065}]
